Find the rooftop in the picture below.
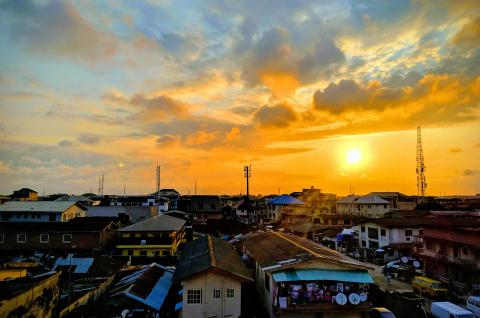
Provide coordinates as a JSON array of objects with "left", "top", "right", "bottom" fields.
[
  {"left": 241, "top": 231, "right": 369, "bottom": 270},
  {"left": 270, "top": 194, "right": 305, "bottom": 205},
  {"left": 174, "top": 235, "right": 253, "bottom": 282},
  {"left": 87, "top": 205, "right": 155, "bottom": 223},
  {"left": 0, "top": 201, "right": 86, "bottom": 213},
  {"left": 118, "top": 214, "right": 185, "bottom": 232},
  {"left": 0, "top": 218, "right": 115, "bottom": 232}
]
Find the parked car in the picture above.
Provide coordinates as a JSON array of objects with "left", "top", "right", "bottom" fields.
[
  {"left": 412, "top": 276, "right": 448, "bottom": 298},
  {"left": 370, "top": 307, "right": 397, "bottom": 318},
  {"left": 466, "top": 296, "right": 480, "bottom": 317},
  {"left": 431, "top": 302, "right": 475, "bottom": 318}
]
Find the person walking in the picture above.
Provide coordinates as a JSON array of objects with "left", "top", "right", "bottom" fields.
[{"left": 387, "top": 273, "right": 392, "bottom": 289}]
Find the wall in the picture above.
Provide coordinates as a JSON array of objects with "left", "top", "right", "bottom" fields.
[
  {"left": 359, "top": 222, "right": 421, "bottom": 249},
  {"left": 0, "top": 272, "right": 60, "bottom": 318},
  {"left": 182, "top": 271, "right": 242, "bottom": 318}
]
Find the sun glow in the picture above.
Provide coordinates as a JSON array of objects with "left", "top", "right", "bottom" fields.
[{"left": 346, "top": 149, "right": 362, "bottom": 164}]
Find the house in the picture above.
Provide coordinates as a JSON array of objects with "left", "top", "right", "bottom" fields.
[
  {"left": 336, "top": 195, "right": 392, "bottom": 218},
  {"left": 367, "top": 192, "right": 417, "bottom": 210},
  {"left": 0, "top": 217, "right": 117, "bottom": 252},
  {"left": 241, "top": 231, "right": 374, "bottom": 318},
  {"left": 236, "top": 197, "right": 261, "bottom": 225},
  {"left": 357, "top": 218, "right": 425, "bottom": 261},
  {"left": 174, "top": 235, "right": 253, "bottom": 318},
  {"left": 177, "top": 195, "right": 223, "bottom": 221},
  {"left": 110, "top": 195, "right": 157, "bottom": 207},
  {"left": 0, "top": 271, "right": 61, "bottom": 318},
  {"left": 116, "top": 214, "right": 186, "bottom": 257},
  {"left": 87, "top": 205, "right": 157, "bottom": 223},
  {"left": 266, "top": 194, "right": 304, "bottom": 223},
  {"left": 9, "top": 188, "right": 38, "bottom": 201},
  {"left": 0, "top": 201, "right": 87, "bottom": 222},
  {"left": 54, "top": 194, "right": 93, "bottom": 206},
  {"left": 415, "top": 215, "right": 480, "bottom": 297}
]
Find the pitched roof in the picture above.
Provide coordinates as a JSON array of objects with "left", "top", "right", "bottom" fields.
[
  {"left": 355, "top": 195, "right": 390, "bottom": 204},
  {"left": 87, "top": 206, "right": 154, "bottom": 223},
  {"left": 241, "top": 231, "right": 368, "bottom": 270},
  {"left": 174, "top": 235, "right": 253, "bottom": 282},
  {"left": 54, "top": 195, "right": 92, "bottom": 202},
  {"left": 336, "top": 195, "right": 362, "bottom": 204},
  {"left": 367, "top": 192, "right": 406, "bottom": 197},
  {"left": 118, "top": 214, "right": 185, "bottom": 232},
  {"left": 0, "top": 218, "right": 114, "bottom": 232},
  {"left": 0, "top": 201, "right": 86, "bottom": 213},
  {"left": 270, "top": 194, "right": 305, "bottom": 205}
]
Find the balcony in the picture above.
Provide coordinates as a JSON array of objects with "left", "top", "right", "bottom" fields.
[{"left": 117, "top": 237, "right": 173, "bottom": 246}]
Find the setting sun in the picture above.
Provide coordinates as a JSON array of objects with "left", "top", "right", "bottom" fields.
[{"left": 346, "top": 149, "right": 362, "bottom": 165}]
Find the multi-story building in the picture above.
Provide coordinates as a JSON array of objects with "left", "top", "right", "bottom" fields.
[
  {"left": 416, "top": 216, "right": 480, "bottom": 297},
  {"left": 174, "top": 235, "right": 253, "bottom": 318},
  {"left": 358, "top": 218, "right": 424, "bottom": 261},
  {"left": 0, "top": 217, "right": 118, "bottom": 252},
  {"left": 241, "top": 231, "right": 373, "bottom": 318},
  {"left": 266, "top": 194, "right": 304, "bottom": 223},
  {"left": 282, "top": 187, "right": 336, "bottom": 225},
  {"left": 177, "top": 195, "right": 223, "bottom": 221},
  {"left": 9, "top": 188, "right": 38, "bottom": 201},
  {"left": 116, "top": 214, "right": 186, "bottom": 257},
  {"left": 0, "top": 201, "right": 87, "bottom": 222},
  {"left": 337, "top": 195, "right": 392, "bottom": 218},
  {"left": 367, "top": 192, "right": 417, "bottom": 210}
]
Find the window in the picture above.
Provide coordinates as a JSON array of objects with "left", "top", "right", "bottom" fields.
[
  {"left": 226, "top": 288, "right": 235, "bottom": 298},
  {"left": 463, "top": 247, "right": 468, "bottom": 255},
  {"left": 139, "top": 251, "right": 147, "bottom": 256},
  {"left": 405, "top": 230, "right": 412, "bottom": 236},
  {"left": 49, "top": 214, "right": 56, "bottom": 221},
  {"left": 361, "top": 226, "right": 365, "bottom": 232},
  {"left": 213, "top": 289, "right": 221, "bottom": 299},
  {"left": 419, "top": 230, "right": 423, "bottom": 236},
  {"left": 368, "top": 227, "right": 379, "bottom": 240},
  {"left": 63, "top": 234, "right": 72, "bottom": 243},
  {"left": 187, "top": 289, "right": 202, "bottom": 304},
  {"left": 17, "top": 233, "right": 27, "bottom": 243},
  {"left": 128, "top": 250, "right": 134, "bottom": 256},
  {"left": 0, "top": 233, "right": 4, "bottom": 243},
  {"left": 162, "top": 250, "right": 170, "bottom": 256},
  {"left": 40, "top": 234, "right": 49, "bottom": 243},
  {"left": 380, "top": 229, "right": 386, "bottom": 237}
]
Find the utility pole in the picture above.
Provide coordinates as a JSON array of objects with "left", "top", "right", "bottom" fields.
[
  {"left": 156, "top": 163, "right": 161, "bottom": 202},
  {"left": 244, "top": 165, "right": 252, "bottom": 198},
  {"left": 416, "top": 126, "right": 427, "bottom": 200}
]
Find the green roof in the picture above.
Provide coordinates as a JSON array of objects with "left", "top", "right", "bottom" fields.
[
  {"left": 174, "top": 235, "right": 253, "bottom": 282},
  {"left": 272, "top": 269, "right": 373, "bottom": 283}
]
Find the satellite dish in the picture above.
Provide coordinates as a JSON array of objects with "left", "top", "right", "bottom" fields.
[
  {"left": 349, "top": 293, "right": 361, "bottom": 305},
  {"left": 336, "top": 293, "right": 347, "bottom": 305},
  {"left": 401, "top": 256, "right": 408, "bottom": 264},
  {"left": 359, "top": 292, "right": 368, "bottom": 302},
  {"left": 121, "top": 309, "right": 129, "bottom": 318},
  {"left": 413, "top": 260, "right": 421, "bottom": 268}
]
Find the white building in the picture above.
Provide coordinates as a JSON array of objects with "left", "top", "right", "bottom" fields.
[
  {"left": 174, "top": 235, "right": 253, "bottom": 318},
  {"left": 336, "top": 195, "right": 392, "bottom": 218},
  {"left": 358, "top": 218, "right": 424, "bottom": 260}
]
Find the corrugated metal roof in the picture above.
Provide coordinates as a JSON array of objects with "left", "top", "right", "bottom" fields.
[
  {"left": 270, "top": 194, "right": 305, "bottom": 205},
  {"left": 272, "top": 269, "right": 373, "bottom": 283},
  {"left": 118, "top": 214, "right": 185, "bottom": 232},
  {"left": 53, "top": 255, "right": 94, "bottom": 274},
  {"left": 87, "top": 206, "right": 154, "bottom": 223},
  {"left": 174, "top": 235, "right": 253, "bottom": 282},
  {"left": 336, "top": 195, "right": 362, "bottom": 204},
  {"left": 356, "top": 196, "right": 390, "bottom": 204},
  {"left": 0, "top": 201, "right": 85, "bottom": 213}
]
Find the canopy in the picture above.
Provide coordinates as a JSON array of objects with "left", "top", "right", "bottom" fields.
[{"left": 272, "top": 269, "right": 373, "bottom": 284}]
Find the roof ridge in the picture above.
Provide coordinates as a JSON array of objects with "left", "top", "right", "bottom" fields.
[{"left": 207, "top": 235, "right": 216, "bottom": 267}]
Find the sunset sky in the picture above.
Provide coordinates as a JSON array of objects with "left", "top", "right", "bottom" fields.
[{"left": 0, "top": 0, "right": 479, "bottom": 196}]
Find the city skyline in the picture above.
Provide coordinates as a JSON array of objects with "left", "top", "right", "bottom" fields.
[{"left": 1, "top": 1, "right": 479, "bottom": 195}]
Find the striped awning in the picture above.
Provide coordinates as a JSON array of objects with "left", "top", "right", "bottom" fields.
[{"left": 272, "top": 269, "right": 373, "bottom": 284}]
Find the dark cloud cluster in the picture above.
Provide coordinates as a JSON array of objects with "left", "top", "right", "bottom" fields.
[{"left": 254, "top": 103, "right": 298, "bottom": 128}]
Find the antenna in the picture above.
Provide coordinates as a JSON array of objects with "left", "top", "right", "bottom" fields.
[
  {"left": 243, "top": 164, "right": 252, "bottom": 198},
  {"left": 416, "top": 126, "right": 427, "bottom": 199},
  {"left": 98, "top": 175, "right": 104, "bottom": 196},
  {"left": 155, "top": 163, "right": 160, "bottom": 201}
]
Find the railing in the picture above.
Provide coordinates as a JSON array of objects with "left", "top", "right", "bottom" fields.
[
  {"left": 117, "top": 237, "right": 173, "bottom": 245},
  {"left": 275, "top": 301, "right": 370, "bottom": 312}
]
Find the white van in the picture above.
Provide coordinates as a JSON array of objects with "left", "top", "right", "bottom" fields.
[
  {"left": 431, "top": 302, "right": 475, "bottom": 318},
  {"left": 467, "top": 296, "right": 480, "bottom": 317}
]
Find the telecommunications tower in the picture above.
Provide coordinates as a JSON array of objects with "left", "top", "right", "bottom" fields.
[
  {"left": 244, "top": 165, "right": 252, "bottom": 198},
  {"left": 416, "top": 126, "right": 427, "bottom": 198}
]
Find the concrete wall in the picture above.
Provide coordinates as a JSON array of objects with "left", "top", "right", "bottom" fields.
[
  {"left": 359, "top": 222, "right": 421, "bottom": 249},
  {"left": 182, "top": 271, "right": 242, "bottom": 318}
]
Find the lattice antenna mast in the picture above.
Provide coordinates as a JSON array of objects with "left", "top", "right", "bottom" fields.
[
  {"left": 98, "top": 175, "right": 104, "bottom": 196},
  {"left": 416, "top": 127, "right": 427, "bottom": 198},
  {"left": 244, "top": 165, "right": 252, "bottom": 198},
  {"left": 156, "top": 163, "right": 161, "bottom": 201}
]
